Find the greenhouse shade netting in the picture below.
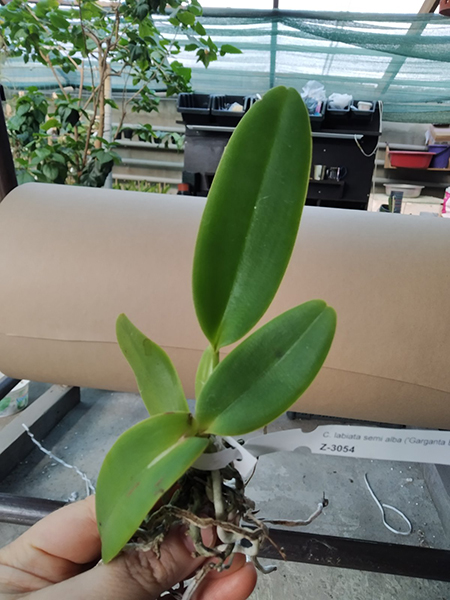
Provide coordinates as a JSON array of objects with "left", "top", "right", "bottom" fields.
[{"left": 1, "top": 8, "right": 449, "bottom": 123}]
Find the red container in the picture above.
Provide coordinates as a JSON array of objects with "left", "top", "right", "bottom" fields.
[{"left": 389, "top": 151, "right": 435, "bottom": 169}]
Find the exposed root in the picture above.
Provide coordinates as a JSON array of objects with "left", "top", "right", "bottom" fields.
[
  {"left": 243, "top": 510, "right": 286, "bottom": 560},
  {"left": 125, "top": 436, "right": 327, "bottom": 596},
  {"left": 188, "top": 524, "right": 222, "bottom": 557},
  {"left": 252, "top": 555, "right": 277, "bottom": 575},
  {"left": 261, "top": 494, "right": 328, "bottom": 528}
]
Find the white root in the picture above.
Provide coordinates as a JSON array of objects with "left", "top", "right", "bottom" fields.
[{"left": 261, "top": 499, "right": 328, "bottom": 527}]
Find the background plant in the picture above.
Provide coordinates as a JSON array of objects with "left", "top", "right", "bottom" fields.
[
  {"left": 113, "top": 179, "right": 171, "bottom": 193},
  {"left": 95, "top": 86, "right": 337, "bottom": 583},
  {"left": 0, "top": 0, "right": 239, "bottom": 186}
]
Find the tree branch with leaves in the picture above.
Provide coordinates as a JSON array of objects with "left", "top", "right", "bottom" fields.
[{"left": 0, "top": 0, "right": 240, "bottom": 186}]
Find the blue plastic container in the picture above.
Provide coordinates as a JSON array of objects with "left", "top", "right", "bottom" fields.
[{"left": 428, "top": 144, "right": 450, "bottom": 169}]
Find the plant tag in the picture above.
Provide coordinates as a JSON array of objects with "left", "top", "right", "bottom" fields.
[
  {"left": 224, "top": 436, "right": 258, "bottom": 481},
  {"left": 192, "top": 436, "right": 258, "bottom": 482},
  {"left": 193, "top": 447, "right": 241, "bottom": 471},
  {"left": 244, "top": 424, "right": 450, "bottom": 470}
]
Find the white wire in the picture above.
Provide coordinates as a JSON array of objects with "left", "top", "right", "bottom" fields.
[
  {"left": 353, "top": 101, "right": 383, "bottom": 158},
  {"left": 364, "top": 473, "right": 412, "bottom": 536},
  {"left": 22, "top": 424, "right": 95, "bottom": 496},
  {"left": 354, "top": 135, "right": 379, "bottom": 157}
]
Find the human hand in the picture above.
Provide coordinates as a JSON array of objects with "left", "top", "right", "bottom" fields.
[{"left": 0, "top": 496, "right": 257, "bottom": 600}]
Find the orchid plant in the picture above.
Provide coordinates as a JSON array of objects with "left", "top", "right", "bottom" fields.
[{"left": 95, "top": 86, "right": 336, "bottom": 594}]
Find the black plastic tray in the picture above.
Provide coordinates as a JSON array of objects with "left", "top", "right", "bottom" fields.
[
  {"left": 177, "top": 93, "right": 212, "bottom": 125},
  {"left": 324, "top": 103, "right": 351, "bottom": 128},
  {"left": 309, "top": 101, "right": 326, "bottom": 132},
  {"left": 211, "top": 94, "right": 259, "bottom": 127},
  {"left": 350, "top": 100, "right": 376, "bottom": 123}
]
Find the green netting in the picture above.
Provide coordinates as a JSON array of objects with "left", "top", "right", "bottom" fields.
[
  {"left": 181, "top": 10, "right": 450, "bottom": 123},
  {"left": 2, "top": 8, "right": 450, "bottom": 122}
]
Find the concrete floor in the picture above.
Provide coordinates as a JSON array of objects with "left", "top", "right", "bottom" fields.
[{"left": 1, "top": 385, "right": 450, "bottom": 599}]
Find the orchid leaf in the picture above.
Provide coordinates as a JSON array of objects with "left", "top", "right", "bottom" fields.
[
  {"left": 116, "top": 314, "right": 189, "bottom": 415},
  {"left": 96, "top": 412, "right": 208, "bottom": 563},
  {"left": 195, "top": 300, "right": 336, "bottom": 436},
  {"left": 195, "top": 344, "right": 219, "bottom": 398},
  {"left": 192, "top": 86, "right": 312, "bottom": 350}
]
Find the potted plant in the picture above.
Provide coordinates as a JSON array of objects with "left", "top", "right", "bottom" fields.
[{"left": 95, "top": 86, "right": 336, "bottom": 597}]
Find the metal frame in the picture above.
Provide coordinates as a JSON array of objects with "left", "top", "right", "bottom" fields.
[
  {"left": 260, "top": 528, "right": 450, "bottom": 582},
  {"left": 1, "top": 492, "right": 450, "bottom": 582}
]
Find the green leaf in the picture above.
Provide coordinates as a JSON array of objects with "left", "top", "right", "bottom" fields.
[
  {"left": 13, "top": 28, "right": 27, "bottom": 40},
  {"left": 16, "top": 171, "right": 36, "bottom": 185},
  {"left": 184, "top": 42, "right": 198, "bottom": 51},
  {"left": 96, "top": 151, "right": 114, "bottom": 165},
  {"left": 49, "top": 11, "right": 69, "bottom": 30},
  {"left": 206, "top": 37, "right": 218, "bottom": 52},
  {"left": 16, "top": 103, "right": 31, "bottom": 116},
  {"left": 96, "top": 412, "right": 208, "bottom": 563},
  {"left": 85, "top": 37, "right": 97, "bottom": 52},
  {"left": 195, "top": 300, "right": 336, "bottom": 436},
  {"left": 177, "top": 10, "right": 195, "bottom": 25},
  {"left": 138, "top": 20, "right": 153, "bottom": 37},
  {"left": 35, "top": 146, "right": 52, "bottom": 160},
  {"left": 171, "top": 60, "right": 191, "bottom": 82},
  {"left": 7, "top": 115, "right": 25, "bottom": 131},
  {"left": 51, "top": 153, "right": 67, "bottom": 165},
  {"left": 104, "top": 98, "right": 119, "bottom": 110},
  {"left": 194, "top": 21, "right": 206, "bottom": 35},
  {"left": 41, "top": 118, "right": 60, "bottom": 131},
  {"left": 220, "top": 44, "right": 242, "bottom": 55},
  {"left": 42, "top": 163, "right": 59, "bottom": 181},
  {"left": 137, "top": 3, "right": 149, "bottom": 20},
  {"left": 35, "top": 0, "right": 59, "bottom": 18},
  {"left": 116, "top": 314, "right": 189, "bottom": 415},
  {"left": 192, "top": 86, "right": 311, "bottom": 350},
  {"left": 188, "top": 4, "right": 202, "bottom": 15},
  {"left": 195, "top": 344, "right": 219, "bottom": 399}
]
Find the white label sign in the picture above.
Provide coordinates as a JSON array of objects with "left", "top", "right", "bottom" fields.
[{"left": 244, "top": 425, "right": 450, "bottom": 471}]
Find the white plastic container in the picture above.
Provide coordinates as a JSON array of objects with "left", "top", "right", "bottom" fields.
[
  {"left": 0, "top": 373, "right": 29, "bottom": 418},
  {"left": 383, "top": 184, "right": 424, "bottom": 198}
]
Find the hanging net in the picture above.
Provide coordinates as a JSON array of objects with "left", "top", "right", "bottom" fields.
[{"left": 2, "top": 8, "right": 449, "bottom": 123}]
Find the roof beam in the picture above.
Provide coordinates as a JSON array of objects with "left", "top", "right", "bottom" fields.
[
  {"left": 375, "top": 0, "right": 439, "bottom": 96},
  {"left": 418, "top": 0, "right": 440, "bottom": 12}
]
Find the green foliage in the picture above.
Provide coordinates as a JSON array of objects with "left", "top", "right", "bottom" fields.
[
  {"left": 113, "top": 180, "right": 171, "bottom": 194},
  {"left": 7, "top": 87, "right": 47, "bottom": 145},
  {"left": 116, "top": 314, "right": 189, "bottom": 415},
  {"left": 195, "top": 301, "right": 336, "bottom": 436},
  {"left": 96, "top": 412, "right": 208, "bottom": 562},
  {"left": 7, "top": 88, "right": 119, "bottom": 186},
  {"left": 97, "top": 87, "right": 336, "bottom": 562},
  {"left": 79, "top": 147, "right": 121, "bottom": 188},
  {"left": 195, "top": 344, "right": 219, "bottom": 398},
  {"left": 134, "top": 124, "right": 185, "bottom": 150},
  {"left": 193, "top": 87, "right": 312, "bottom": 350},
  {"left": 0, "top": 0, "right": 238, "bottom": 186}
]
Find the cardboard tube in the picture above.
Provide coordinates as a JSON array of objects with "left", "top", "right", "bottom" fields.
[{"left": 0, "top": 183, "right": 450, "bottom": 427}]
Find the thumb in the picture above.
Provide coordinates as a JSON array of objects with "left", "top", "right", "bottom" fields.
[{"left": 30, "top": 526, "right": 208, "bottom": 600}]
